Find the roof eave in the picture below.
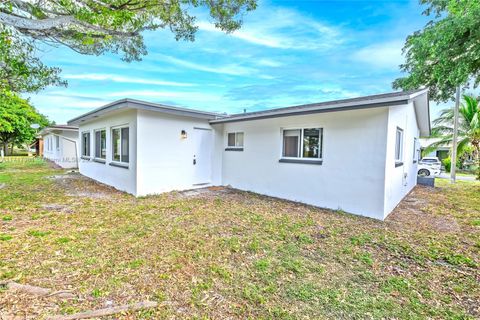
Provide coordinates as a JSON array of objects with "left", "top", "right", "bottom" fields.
[
  {"left": 210, "top": 98, "right": 410, "bottom": 124},
  {"left": 67, "top": 98, "right": 225, "bottom": 125}
]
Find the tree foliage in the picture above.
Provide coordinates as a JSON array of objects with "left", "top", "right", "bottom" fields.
[
  {"left": 0, "top": 90, "right": 50, "bottom": 154},
  {"left": 0, "top": 26, "right": 65, "bottom": 92},
  {"left": 0, "top": 0, "right": 257, "bottom": 92},
  {"left": 427, "top": 95, "right": 480, "bottom": 179},
  {"left": 393, "top": 0, "right": 480, "bottom": 102}
]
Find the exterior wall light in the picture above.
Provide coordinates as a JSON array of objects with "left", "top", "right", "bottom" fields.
[{"left": 181, "top": 130, "right": 187, "bottom": 139}]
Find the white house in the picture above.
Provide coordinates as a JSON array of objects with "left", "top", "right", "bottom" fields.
[
  {"left": 67, "top": 89, "right": 430, "bottom": 220},
  {"left": 39, "top": 125, "right": 79, "bottom": 169}
]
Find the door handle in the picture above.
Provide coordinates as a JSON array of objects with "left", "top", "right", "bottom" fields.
[{"left": 193, "top": 158, "right": 196, "bottom": 165}]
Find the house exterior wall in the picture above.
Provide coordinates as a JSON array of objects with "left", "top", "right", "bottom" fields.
[
  {"left": 77, "top": 110, "right": 137, "bottom": 195},
  {"left": 135, "top": 110, "right": 223, "bottom": 196},
  {"left": 42, "top": 131, "right": 78, "bottom": 169},
  {"left": 217, "top": 107, "right": 390, "bottom": 220},
  {"left": 383, "top": 102, "right": 420, "bottom": 216}
]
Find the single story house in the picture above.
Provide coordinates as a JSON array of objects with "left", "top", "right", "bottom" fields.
[
  {"left": 38, "top": 125, "right": 79, "bottom": 169},
  {"left": 67, "top": 89, "right": 430, "bottom": 220},
  {"left": 420, "top": 137, "right": 450, "bottom": 161}
]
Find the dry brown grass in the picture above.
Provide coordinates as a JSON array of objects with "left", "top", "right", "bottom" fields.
[{"left": 0, "top": 160, "right": 479, "bottom": 319}]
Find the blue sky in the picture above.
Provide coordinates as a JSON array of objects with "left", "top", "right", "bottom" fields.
[{"left": 26, "top": 0, "right": 435, "bottom": 124}]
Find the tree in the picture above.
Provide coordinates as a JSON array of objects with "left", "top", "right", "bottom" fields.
[
  {"left": 0, "top": 0, "right": 257, "bottom": 92},
  {"left": 1, "top": 27, "right": 65, "bottom": 92},
  {"left": 0, "top": 90, "right": 50, "bottom": 155},
  {"left": 393, "top": 0, "right": 480, "bottom": 102},
  {"left": 426, "top": 95, "right": 480, "bottom": 179}
]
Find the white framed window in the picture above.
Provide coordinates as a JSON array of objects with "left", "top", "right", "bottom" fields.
[
  {"left": 413, "top": 137, "right": 420, "bottom": 163},
  {"left": 395, "top": 127, "right": 404, "bottom": 164},
  {"left": 227, "top": 132, "right": 244, "bottom": 149},
  {"left": 81, "top": 131, "right": 91, "bottom": 157},
  {"left": 111, "top": 126, "right": 129, "bottom": 163},
  {"left": 55, "top": 136, "right": 60, "bottom": 151},
  {"left": 282, "top": 128, "right": 323, "bottom": 160},
  {"left": 94, "top": 129, "right": 106, "bottom": 160}
]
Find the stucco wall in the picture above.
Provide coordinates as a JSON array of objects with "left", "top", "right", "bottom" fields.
[
  {"left": 135, "top": 110, "right": 223, "bottom": 196},
  {"left": 42, "top": 131, "right": 78, "bottom": 169},
  {"left": 77, "top": 110, "right": 137, "bottom": 195},
  {"left": 383, "top": 102, "right": 420, "bottom": 217},
  {"left": 217, "top": 107, "right": 389, "bottom": 220}
]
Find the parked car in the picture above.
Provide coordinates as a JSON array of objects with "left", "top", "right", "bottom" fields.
[
  {"left": 419, "top": 156, "right": 442, "bottom": 166},
  {"left": 418, "top": 157, "right": 441, "bottom": 176}
]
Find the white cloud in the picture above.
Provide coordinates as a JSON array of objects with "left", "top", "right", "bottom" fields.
[
  {"left": 196, "top": 7, "right": 342, "bottom": 50},
  {"left": 153, "top": 54, "right": 258, "bottom": 76},
  {"left": 106, "top": 90, "right": 222, "bottom": 102},
  {"left": 256, "top": 58, "right": 283, "bottom": 67},
  {"left": 63, "top": 73, "right": 196, "bottom": 87},
  {"left": 352, "top": 40, "right": 405, "bottom": 69}
]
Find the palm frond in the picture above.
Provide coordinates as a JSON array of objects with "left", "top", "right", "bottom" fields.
[{"left": 457, "top": 137, "right": 472, "bottom": 155}]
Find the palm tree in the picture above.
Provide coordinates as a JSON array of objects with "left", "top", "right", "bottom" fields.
[{"left": 427, "top": 95, "right": 480, "bottom": 179}]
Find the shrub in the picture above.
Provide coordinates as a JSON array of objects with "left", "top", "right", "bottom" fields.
[{"left": 442, "top": 157, "right": 461, "bottom": 173}]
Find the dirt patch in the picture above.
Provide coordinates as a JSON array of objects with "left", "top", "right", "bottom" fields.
[
  {"left": 49, "top": 173, "right": 119, "bottom": 199},
  {"left": 387, "top": 186, "right": 461, "bottom": 233},
  {"left": 41, "top": 204, "right": 73, "bottom": 214},
  {"left": 177, "top": 186, "right": 233, "bottom": 198}
]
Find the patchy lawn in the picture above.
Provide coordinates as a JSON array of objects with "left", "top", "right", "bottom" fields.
[{"left": 0, "top": 160, "right": 479, "bottom": 319}]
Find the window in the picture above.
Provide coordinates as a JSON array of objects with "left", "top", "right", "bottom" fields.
[
  {"left": 395, "top": 127, "right": 403, "bottom": 164},
  {"left": 82, "top": 132, "right": 90, "bottom": 157},
  {"left": 282, "top": 128, "right": 323, "bottom": 159},
  {"left": 95, "top": 129, "right": 106, "bottom": 159},
  {"left": 413, "top": 137, "right": 420, "bottom": 163},
  {"left": 55, "top": 136, "right": 60, "bottom": 151},
  {"left": 112, "top": 127, "right": 129, "bottom": 163},
  {"left": 227, "top": 132, "right": 244, "bottom": 149}
]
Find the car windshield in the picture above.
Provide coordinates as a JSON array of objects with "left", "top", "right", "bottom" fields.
[{"left": 421, "top": 159, "right": 439, "bottom": 163}]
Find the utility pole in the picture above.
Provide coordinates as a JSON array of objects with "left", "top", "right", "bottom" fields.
[{"left": 450, "top": 86, "right": 461, "bottom": 183}]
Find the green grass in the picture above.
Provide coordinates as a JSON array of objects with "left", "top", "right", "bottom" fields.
[{"left": 0, "top": 161, "right": 479, "bottom": 319}]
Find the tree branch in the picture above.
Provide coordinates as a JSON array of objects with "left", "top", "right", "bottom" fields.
[{"left": 0, "top": 12, "right": 76, "bottom": 30}]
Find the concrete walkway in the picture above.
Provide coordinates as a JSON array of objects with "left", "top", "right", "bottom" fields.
[{"left": 437, "top": 173, "right": 477, "bottom": 181}]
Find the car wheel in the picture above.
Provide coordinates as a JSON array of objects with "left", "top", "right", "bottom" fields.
[{"left": 418, "top": 169, "right": 430, "bottom": 177}]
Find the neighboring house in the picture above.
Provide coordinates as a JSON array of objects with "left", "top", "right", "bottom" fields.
[
  {"left": 67, "top": 89, "right": 430, "bottom": 220},
  {"left": 420, "top": 137, "right": 450, "bottom": 161},
  {"left": 38, "top": 125, "right": 79, "bottom": 169}
]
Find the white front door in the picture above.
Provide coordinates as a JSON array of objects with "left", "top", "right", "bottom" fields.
[{"left": 193, "top": 128, "right": 213, "bottom": 185}]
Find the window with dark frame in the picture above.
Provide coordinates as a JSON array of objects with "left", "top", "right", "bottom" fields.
[
  {"left": 112, "top": 127, "right": 129, "bottom": 163},
  {"left": 395, "top": 127, "right": 403, "bottom": 163},
  {"left": 81, "top": 132, "right": 90, "bottom": 157},
  {"left": 227, "top": 132, "right": 244, "bottom": 148},
  {"left": 282, "top": 128, "right": 322, "bottom": 159},
  {"left": 95, "top": 129, "right": 106, "bottom": 159}
]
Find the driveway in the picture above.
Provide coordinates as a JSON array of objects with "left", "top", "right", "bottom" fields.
[{"left": 437, "top": 172, "right": 477, "bottom": 181}]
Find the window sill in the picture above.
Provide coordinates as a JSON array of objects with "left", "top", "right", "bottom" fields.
[
  {"left": 93, "top": 158, "right": 106, "bottom": 164},
  {"left": 109, "top": 162, "right": 129, "bottom": 169},
  {"left": 225, "top": 147, "right": 244, "bottom": 151},
  {"left": 395, "top": 162, "right": 404, "bottom": 167},
  {"left": 80, "top": 156, "right": 91, "bottom": 161},
  {"left": 279, "top": 158, "right": 323, "bottom": 165}
]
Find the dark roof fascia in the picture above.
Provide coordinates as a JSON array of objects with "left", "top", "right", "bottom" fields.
[
  {"left": 209, "top": 99, "right": 409, "bottom": 124},
  {"left": 67, "top": 98, "right": 226, "bottom": 125}
]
